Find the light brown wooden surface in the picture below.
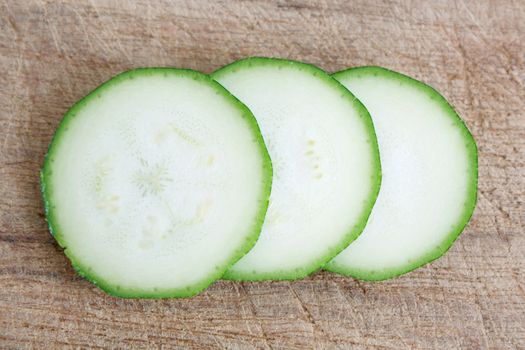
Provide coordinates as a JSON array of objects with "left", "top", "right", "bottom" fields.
[{"left": 0, "top": 0, "right": 524, "bottom": 348}]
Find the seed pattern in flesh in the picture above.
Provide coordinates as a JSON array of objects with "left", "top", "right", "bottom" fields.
[{"left": 90, "top": 117, "right": 224, "bottom": 252}]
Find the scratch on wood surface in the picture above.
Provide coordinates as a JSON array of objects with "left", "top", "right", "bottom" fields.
[
  {"left": 287, "top": 283, "right": 336, "bottom": 348},
  {"left": 38, "top": 0, "right": 61, "bottom": 54},
  {"left": 238, "top": 283, "right": 272, "bottom": 349},
  {"left": 458, "top": 0, "right": 488, "bottom": 43},
  {"left": 472, "top": 288, "right": 492, "bottom": 348},
  {"left": 334, "top": 282, "right": 367, "bottom": 335},
  {"left": 1, "top": 31, "right": 24, "bottom": 155},
  {"left": 70, "top": 6, "right": 96, "bottom": 52}
]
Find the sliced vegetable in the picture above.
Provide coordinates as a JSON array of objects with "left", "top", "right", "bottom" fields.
[
  {"left": 327, "top": 66, "right": 477, "bottom": 280},
  {"left": 41, "top": 68, "right": 272, "bottom": 297},
  {"left": 212, "top": 58, "right": 381, "bottom": 280}
]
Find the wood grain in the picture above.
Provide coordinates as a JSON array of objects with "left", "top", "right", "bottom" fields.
[{"left": 0, "top": 0, "right": 524, "bottom": 348}]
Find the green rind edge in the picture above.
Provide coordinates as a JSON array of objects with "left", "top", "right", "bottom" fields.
[
  {"left": 326, "top": 66, "right": 478, "bottom": 281},
  {"left": 40, "top": 67, "right": 273, "bottom": 298},
  {"left": 211, "top": 57, "right": 382, "bottom": 281}
]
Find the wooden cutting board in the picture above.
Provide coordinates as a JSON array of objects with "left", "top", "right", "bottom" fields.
[{"left": 1, "top": 0, "right": 524, "bottom": 348}]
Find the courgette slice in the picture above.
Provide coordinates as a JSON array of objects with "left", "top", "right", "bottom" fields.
[
  {"left": 327, "top": 66, "right": 477, "bottom": 280},
  {"left": 212, "top": 58, "right": 381, "bottom": 280},
  {"left": 41, "top": 68, "right": 272, "bottom": 297}
]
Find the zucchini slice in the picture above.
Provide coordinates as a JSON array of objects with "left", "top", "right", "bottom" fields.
[
  {"left": 327, "top": 66, "right": 478, "bottom": 280},
  {"left": 212, "top": 58, "right": 381, "bottom": 280},
  {"left": 41, "top": 68, "right": 272, "bottom": 297}
]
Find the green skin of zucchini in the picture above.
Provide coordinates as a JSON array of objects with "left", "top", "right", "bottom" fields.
[
  {"left": 40, "top": 68, "right": 273, "bottom": 298},
  {"left": 326, "top": 66, "right": 478, "bottom": 281},
  {"left": 212, "top": 57, "right": 382, "bottom": 281}
]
